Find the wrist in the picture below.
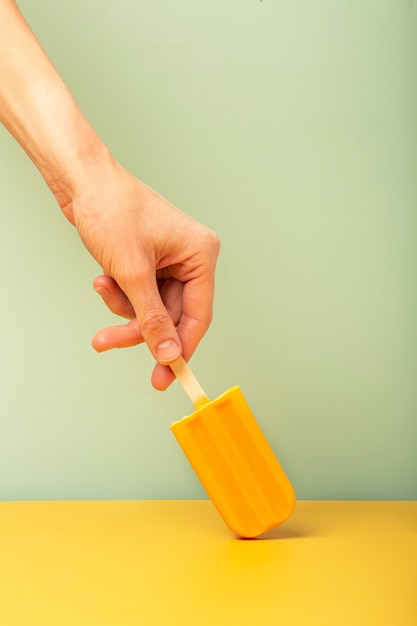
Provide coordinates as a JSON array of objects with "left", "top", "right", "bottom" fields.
[{"left": 39, "top": 128, "right": 115, "bottom": 224}]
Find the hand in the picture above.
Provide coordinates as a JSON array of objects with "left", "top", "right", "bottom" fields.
[
  {"left": 0, "top": 1, "right": 219, "bottom": 390},
  {"left": 66, "top": 160, "right": 220, "bottom": 390}
]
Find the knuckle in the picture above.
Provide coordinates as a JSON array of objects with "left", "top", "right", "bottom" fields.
[
  {"left": 194, "top": 228, "right": 220, "bottom": 268},
  {"left": 205, "top": 229, "right": 221, "bottom": 257},
  {"left": 202, "top": 312, "right": 213, "bottom": 333},
  {"left": 199, "top": 306, "right": 213, "bottom": 329},
  {"left": 140, "top": 309, "right": 170, "bottom": 336},
  {"left": 189, "top": 309, "right": 213, "bottom": 335}
]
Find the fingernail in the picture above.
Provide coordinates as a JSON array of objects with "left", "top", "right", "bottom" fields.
[
  {"left": 95, "top": 286, "right": 110, "bottom": 302},
  {"left": 156, "top": 340, "right": 181, "bottom": 363}
]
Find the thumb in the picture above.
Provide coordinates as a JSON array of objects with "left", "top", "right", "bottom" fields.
[{"left": 129, "top": 276, "right": 182, "bottom": 365}]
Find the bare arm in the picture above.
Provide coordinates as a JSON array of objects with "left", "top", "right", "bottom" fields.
[{"left": 0, "top": 0, "right": 219, "bottom": 389}]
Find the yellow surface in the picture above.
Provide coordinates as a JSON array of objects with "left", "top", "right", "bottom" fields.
[
  {"left": 171, "top": 386, "right": 296, "bottom": 538},
  {"left": 0, "top": 501, "right": 415, "bottom": 625}
]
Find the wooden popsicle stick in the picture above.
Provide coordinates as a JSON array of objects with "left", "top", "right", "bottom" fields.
[{"left": 170, "top": 357, "right": 210, "bottom": 409}]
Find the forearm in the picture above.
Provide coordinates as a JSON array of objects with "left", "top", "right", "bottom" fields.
[{"left": 0, "top": 0, "right": 111, "bottom": 222}]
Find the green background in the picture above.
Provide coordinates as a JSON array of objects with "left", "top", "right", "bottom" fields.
[{"left": 0, "top": 0, "right": 416, "bottom": 501}]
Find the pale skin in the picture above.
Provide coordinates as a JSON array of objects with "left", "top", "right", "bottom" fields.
[{"left": 0, "top": 0, "right": 220, "bottom": 390}]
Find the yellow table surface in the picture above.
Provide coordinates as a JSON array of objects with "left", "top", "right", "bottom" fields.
[{"left": 0, "top": 500, "right": 415, "bottom": 625}]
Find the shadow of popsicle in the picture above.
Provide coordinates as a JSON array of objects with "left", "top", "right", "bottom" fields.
[{"left": 232, "top": 500, "right": 335, "bottom": 541}]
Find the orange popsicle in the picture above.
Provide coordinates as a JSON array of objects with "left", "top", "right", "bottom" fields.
[{"left": 170, "top": 358, "right": 296, "bottom": 538}]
